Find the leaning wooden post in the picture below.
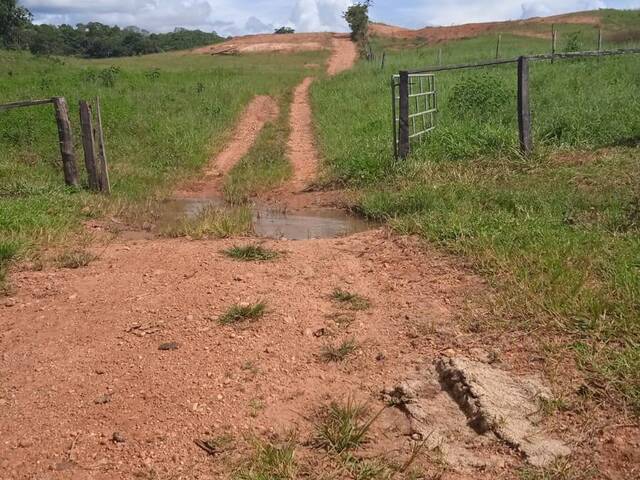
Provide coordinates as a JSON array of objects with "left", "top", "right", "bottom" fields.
[
  {"left": 398, "top": 70, "right": 410, "bottom": 159},
  {"left": 79, "top": 100, "right": 99, "bottom": 191},
  {"left": 517, "top": 56, "right": 533, "bottom": 156},
  {"left": 52, "top": 97, "right": 79, "bottom": 187},
  {"left": 380, "top": 51, "right": 386, "bottom": 70},
  {"left": 496, "top": 34, "right": 502, "bottom": 59},
  {"left": 94, "top": 97, "right": 111, "bottom": 194}
]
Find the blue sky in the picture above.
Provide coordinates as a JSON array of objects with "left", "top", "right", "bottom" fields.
[{"left": 21, "top": 1, "right": 640, "bottom": 35}]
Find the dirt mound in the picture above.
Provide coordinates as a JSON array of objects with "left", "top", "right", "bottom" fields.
[
  {"left": 370, "top": 11, "right": 602, "bottom": 42},
  {"left": 194, "top": 32, "right": 333, "bottom": 55}
]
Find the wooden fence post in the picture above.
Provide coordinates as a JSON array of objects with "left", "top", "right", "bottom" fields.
[
  {"left": 52, "top": 97, "right": 79, "bottom": 187},
  {"left": 94, "top": 97, "right": 111, "bottom": 194},
  {"left": 517, "top": 56, "right": 533, "bottom": 156},
  {"left": 380, "top": 51, "right": 386, "bottom": 70},
  {"left": 79, "top": 100, "right": 99, "bottom": 191},
  {"left": 398, "top": 70, "right": 410, "bottom": 159},
  {"left": 551, "top": 25, "right": 557, "bottom": 63},
  {"left": 496, "top": 34, "right": 502, "bottom": 59},
  {"left": 598, "top": 28, "right": 603, "bottom": 51}
]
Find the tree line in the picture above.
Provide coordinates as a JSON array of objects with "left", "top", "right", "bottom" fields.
[{"left": 1, "top": 0, "right": 225, "bottom": 58}]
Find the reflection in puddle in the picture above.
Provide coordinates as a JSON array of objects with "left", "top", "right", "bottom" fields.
[{"left": 157, "top": 197, "right": 374, "bottom": 240}]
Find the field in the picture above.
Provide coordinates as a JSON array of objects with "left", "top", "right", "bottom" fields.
[
  {"left": 1, "top": 9, "right": 640, "bottom": 480},
  {"left": 0, "top": 49, "right": 327, "bottom": 289},
  {"left": 311, "top": 31, "right": 640, "bottom": 411}
]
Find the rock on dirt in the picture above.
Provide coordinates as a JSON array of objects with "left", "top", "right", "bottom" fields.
[
  {"left": 436, "top": 356, "right": 571, "bottom": 467},
  {"left": 385, "top": 356, "right": 570, "bottom": 470}
]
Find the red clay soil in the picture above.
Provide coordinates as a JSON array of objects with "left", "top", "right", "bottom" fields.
[
  {"left": 287, "top": 36, "right": 358, "bottom": 193},
  {"left": 370, "top": 11, "right": 601, "bottom": 42},
  {"left": 288, "top": 76, "right": 319, "bottom": 192},
  {"left": 194, "top": 32, "right": 333, "bottom": 55}
]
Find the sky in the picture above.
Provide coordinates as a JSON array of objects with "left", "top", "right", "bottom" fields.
[{"left": 21, "top": 0, "right": 640, "bottom": 36}]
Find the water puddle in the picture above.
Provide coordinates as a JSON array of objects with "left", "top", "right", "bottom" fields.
[{"left": 156, "top": 197, "right": 374, "bottom": 240}]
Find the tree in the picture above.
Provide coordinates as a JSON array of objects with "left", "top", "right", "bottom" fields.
[
  {"left": 0, "top": 0, "right": 32, "bottom": 47},
  {"left": 343, "top": 1, "right": 371, "bottom": 44},
  {"left": 274, "top": 26, "right": 295, "bottom": 34}
]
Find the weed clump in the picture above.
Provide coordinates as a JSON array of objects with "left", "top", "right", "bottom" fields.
[
  {"left": 235, "top": 437, "right": 297, "bottom": 480},
  {"left": 314, "top": 399, "right": 383, "bottom": 453},
  {"left": 331, "top": 288, "right": 370, "bottom": 311},
  {"left": 219, "top": 302, "right": 266, "bottom": 325},
  {"left": 0, "top": 241, "right": 19, "bottom": 294},
  {"left": 320, "top": 338, "right": 358, "bottom": 362},
  {"left": 223, "top": 244, "right": 278, "bottom": 261},
  {"left": 163, "top": 206, "right": 253, "bottom": 239},
  {"left": 56, "top": 249, "right": 96, "bottom": 269}
]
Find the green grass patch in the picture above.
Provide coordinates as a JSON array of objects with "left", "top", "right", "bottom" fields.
[
  {"left": 314, "top": 399, "right": 383, "bottom": 454},
  {"left": 223, "top": 93, "right": 293, "bottom": 204},
  {"left": 235, "top": 437, "right": 297, "bottom": 480},
  {"left": 162, "top": 205, "right": 253, "bottom": 239},
  {"left": 219, "top": 301, "right": 267, "bottom": 325},
  {"left": 331, "top": 288, "right": 371, "bottom": 311},
  {"left": 0, "top": 240, "right": 20, "bottom": 294},
  {"left": 223, "top": 244, "right": 279, "bottom": 261}
]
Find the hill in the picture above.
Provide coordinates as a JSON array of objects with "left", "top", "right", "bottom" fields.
[{"left": 370, "top": 8, "right": 640, "bottom": 43}]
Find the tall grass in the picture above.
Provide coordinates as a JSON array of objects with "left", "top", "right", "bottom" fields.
[{"left": 312, "top": 32, "right": 640, "bottom": 411}]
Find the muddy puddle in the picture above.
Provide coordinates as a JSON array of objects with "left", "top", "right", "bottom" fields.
[{"left": 157, "top": 197, "right": 374, "bottom": 240}]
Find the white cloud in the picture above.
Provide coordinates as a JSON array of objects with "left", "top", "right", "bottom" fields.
[{"left": 289, "top": 0, "right": 350, "bottom": 31}]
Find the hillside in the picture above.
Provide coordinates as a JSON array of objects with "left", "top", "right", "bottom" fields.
[{"left": 371, "top": 8, "right": 640, "bottom": 43}]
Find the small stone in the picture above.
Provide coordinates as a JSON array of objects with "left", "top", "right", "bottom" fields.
[
  {"left": 68, "top": 294, "right": 78, "bottom": 300},
  {"left": 94, "top": 394, "right": 111, "bottom": 405},
  {"left": 410, "top": 433, "right": 422, "bottom": 441},
  {"left": 186, "top": 315, "right": 194, "bottom": 321},
  {"left": 112, "top": 432, "right": 126, "bottom": 443},
  {"left": 375, "top": 352, "right": 386, "bottom": 361},
  {"left": 158, "top": 342, "right": 178, "bottom": 351},
  {"left": 4, "top": 298, "right": 16, "bottom": 307},
  {"left": 18, "top": 440, "right": 33, "bottom": 448},
  {"left": 216, "top": 394, "right": 223, "bottom": 401},
  {"left": 313, "top": 328, "right": 326, "bottom": 338}
]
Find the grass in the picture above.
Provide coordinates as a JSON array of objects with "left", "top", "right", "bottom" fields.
[
  {"left": 311, "top": 27, "right": 640, "bottom": 413},
  {"left": 223, "top": 244, "right": 279, "bottom": 261},
  {"left": 0, "top": 48, "right": 327, "bottom": 267},
  {"left": 0, "top": 240, "right": 19, "bottom": 293},
  {"left": 331, "top": 288, "right": 371, "bottom": 311},
  {"left": 314, "top": 399, "right": 382, "bottom": 453},
  {"left": 56, "top": 248, "right": 96, "bottom": 268},
  {"left": 162, "top": 205, "right": 253, "bottom": 239},
  {"left": 320, "top": 338, "right": 358, "bottom": 362},
  {"left": 223, "top": 93, "right": 294, "bottom": 204},
  {"left": 235, "top": 437, "right": 297, "bottom": 480},
  {"left": 219, "top": 301, "right": 267, "bottom": 325}
]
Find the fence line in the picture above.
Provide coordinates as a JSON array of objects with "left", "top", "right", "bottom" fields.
[{"left": 396, "top": 47, "right": 640, "bottom": 159}]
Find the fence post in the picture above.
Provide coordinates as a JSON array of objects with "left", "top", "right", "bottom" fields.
[
  {"left": 496, "top": 34, "right": 502, "bottom": 59},
  {"left": 79, "top": 100, "right": 99, "bottom": 191},
  {"left": 551, "top": 25, "right": 557, "bottom": 63},
  {"left": 380, "top": 51, "right": 386, "bottom": 70},
  {"left": 398, "top": 70, "right": 410, "bottom": 159},
  {"left": 598, "top": 28, "right": 603, "bottom": 51},
  {"left": 52, "top": 97, "right": 79, "bottom": 187},
  {"left": 438, "top": 48, "right": 443, "bottom": 66},
  {"left": 94, "top": 97, "right": 111, "bottom": 194},
  {"left": 517, "top": 56, "right": 533, "bottom": 156}
]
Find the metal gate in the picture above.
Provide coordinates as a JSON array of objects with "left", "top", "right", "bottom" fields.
[{"left": 391, "top": 73, "right": 437, "bottom": 158}]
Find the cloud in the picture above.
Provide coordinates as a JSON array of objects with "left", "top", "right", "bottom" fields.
[
  {"left": 245, "top": 16, "right": 273, "bottom": 34},
  {"left": 289, "top": 0, "right": 350, "bottom": 31}
]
